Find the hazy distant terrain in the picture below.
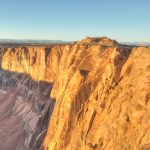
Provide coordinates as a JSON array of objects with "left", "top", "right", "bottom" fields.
[
  {"left": 0, "top": 39, "right": 68, "bottom": 43},
  {"left": 0, "top": 39, "right": 70, "bottom": 47},
  {"left": 0, "top": 39, "right": 149, "bottom": 47},
  {"left": 120, "top": 42, "right": 150, "bottom": 46}
]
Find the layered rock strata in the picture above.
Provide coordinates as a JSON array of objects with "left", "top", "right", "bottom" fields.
[
  {"left": 0, "top": 69, "right": 53, "bottom": 150},
  {"left": 0, "top": 37, "right": 149, "bottom": 150},
  {"left": 43, "top": 39, "right": 150, "bottom": 150}
]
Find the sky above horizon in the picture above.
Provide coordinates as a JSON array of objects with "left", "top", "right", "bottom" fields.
[{"left": 0, "top": 0, "right": 150, "bottom": 42}]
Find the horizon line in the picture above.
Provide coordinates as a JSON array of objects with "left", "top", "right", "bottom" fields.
[{"left": 0, "top": 38, "right": 150, "bottom": 44}]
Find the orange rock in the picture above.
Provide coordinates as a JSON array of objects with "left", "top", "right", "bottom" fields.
[
  {"left": 1, "top": 37, "right": 150, "bottom": 150},
  {"left": 43, "top": 40, "right": 150, "bottom": 150}
]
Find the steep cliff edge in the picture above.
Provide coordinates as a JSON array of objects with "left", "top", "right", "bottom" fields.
[
  {"left": 0, "top": 37, "right": 150, "bottom": 150},
  {"left": 1, "top": 45, "right": 61, "bottom": 83},
  {"left": 43, "top": 38, "right": 150, "bottom": 150}
]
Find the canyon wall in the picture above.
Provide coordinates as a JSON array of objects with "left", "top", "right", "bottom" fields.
[
  {"left": 1, "top": 45, "right": 60, "bottom": 82},
  {"left": 0, "top": 69, "right": 53, "bottom": 150},
  {"left": 43, "top": 39, "right": 150, "bottom": 150},
  {"left": 0, "top": 46, "right": 56, "bottom": 150},
  {"left": 0, "top": 37, "right": 150, "bottom": 150}
]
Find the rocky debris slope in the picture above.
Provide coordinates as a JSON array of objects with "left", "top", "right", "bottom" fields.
[
  {"left": 0, "top": 37, "right": 150, "bottom": 150},
  {"left": 0, "top": 69, "right": 53, "bottom": 150}
]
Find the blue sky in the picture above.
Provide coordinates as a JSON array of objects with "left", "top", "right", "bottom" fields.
[{"left": 0, "top": 0, "right": 150, "bottom": 42}]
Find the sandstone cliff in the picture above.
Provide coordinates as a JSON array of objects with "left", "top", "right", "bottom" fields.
[
  {"left": 1, "top": 46, "right": 60, "bottom": 83},
  {"left": 0, "top": 37, "right": 150, "bottom": 150}
]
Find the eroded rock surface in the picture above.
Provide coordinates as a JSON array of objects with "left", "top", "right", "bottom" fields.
[
  {"left": 43, "top": 39, "right": 150, "bottom": 150},
  {"left": 0, "top": 69, "right": 54, "bottom": 150},
  {"left": 0, "top": 37, "right": 150, "bottom": 150}
]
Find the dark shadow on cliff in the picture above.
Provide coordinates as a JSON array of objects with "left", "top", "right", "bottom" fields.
[{"left": 0, "top": 68, "right": 56, "bottom": 150}]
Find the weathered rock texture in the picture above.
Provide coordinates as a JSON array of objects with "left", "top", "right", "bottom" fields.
[
  {"left": 0, "top": 69, "right": 53, "bottom": 150},
  {"left": 0, "top": 46, "right": 56, "bottom": 150},
  {"left": 43, "top": 38, "right": 150, "bottom": 150},
  {"left": 0, "top": 37, "right": 150, "bottom": 150},
  {"left": 1, "top": 46, "right": 60, "bottom": 82}
]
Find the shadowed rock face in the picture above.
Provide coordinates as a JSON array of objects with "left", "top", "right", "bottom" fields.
[
  {"left": 0, "top": 69, "right": 54, "bottom": 150},
  {"left": 0, "top": 37, "right": 150, "bottom": 150}
]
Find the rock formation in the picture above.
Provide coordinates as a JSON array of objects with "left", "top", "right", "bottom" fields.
[
  {"left": 0, "top": 37, "right": 150, "bottom": 150},
  {"left": 1, "top": 46, "right": 59, "bottom": 82},
  {"left": 0, "top": 69, "right": 54, "bottom": 150}
]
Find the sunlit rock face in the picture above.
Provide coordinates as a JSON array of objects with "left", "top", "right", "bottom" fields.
[
  {"left": 43, "top": 38, "right": 150, "bottom": 150},
  {"left": 79, "top": 37, "right": 118, "bottom": 46},
  {"left": 0, "top": 37, "right": 150, "bottom": 150},
  {"left": 1, "top": 46, "right": 61, "bottom": 83}
]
